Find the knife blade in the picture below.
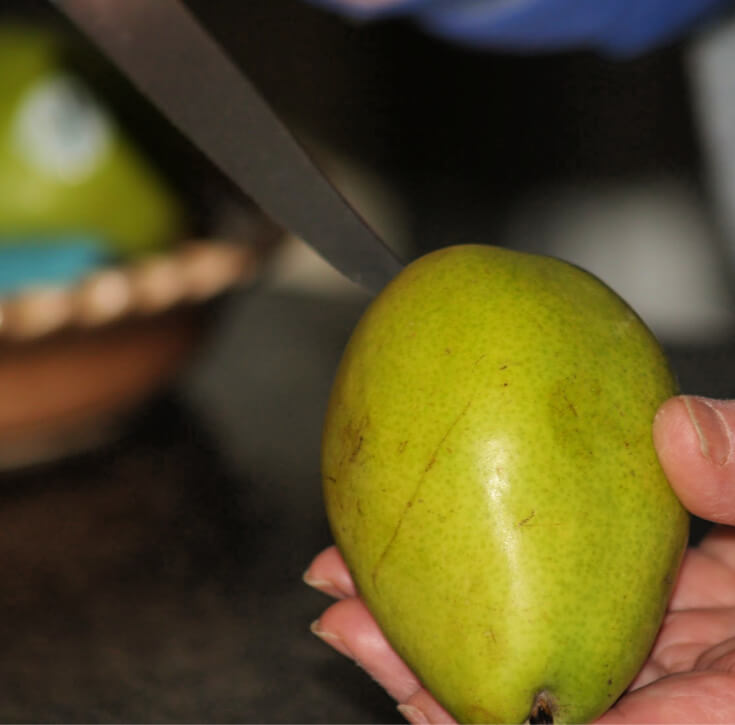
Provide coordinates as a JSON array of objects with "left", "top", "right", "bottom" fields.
[{"left": 50, "top": 0, "right": 404, "bottom": 294}]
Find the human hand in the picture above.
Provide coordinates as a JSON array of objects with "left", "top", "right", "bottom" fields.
[{"left": 305, "top": 395, "right": 735, "bottom": 723}]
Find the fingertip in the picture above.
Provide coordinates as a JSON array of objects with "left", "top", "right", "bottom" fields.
[
  {"left": 652, "top": 395, "right": 697, "bottom": 505},
  {"left": 302, "top": 571, "right": 349, "bottom": 600},
  {"left": 303, "top": 545, "right": 357, "bottom": 598},
  {"left": 652, "top": 396, "right": 693, "bottom": 464},
  {"left": 400, "top": 689, "right": 456, "bottom": 724},
  {"left": 310, "top": 617, "right": 354, "bottom": 659},
  {"left": 317, "top": 596, "right": 423, "bottom": 702},
  {"left": 397, "top": 704, "right": 429, "bottom": 724},
  {"left": 653, "top": 395, "right": 735, "bottom": 525}
]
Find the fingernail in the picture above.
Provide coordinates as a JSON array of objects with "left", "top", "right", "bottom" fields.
[
  {"left": 397, "top": 704, "right": 429, "bottom": 724},
  {"left": 310, "top": 619, "right": 353, "bottom": 659},
  {"left": 303, "top": 570, "right": 330, "bottom": 589},
  {"left": 303, "top": 570, "right": 348, "bottom": 599},
  {"left": 683, "top": 396, "right": 732, "bottom": 466}
]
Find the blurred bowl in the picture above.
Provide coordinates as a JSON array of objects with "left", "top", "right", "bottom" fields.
[{"left": 0, "top": 230, "right": 281, "bottom": 470}]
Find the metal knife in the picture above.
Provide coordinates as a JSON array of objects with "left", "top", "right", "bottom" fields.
[{"left": 50, "top": 0, "right": 404, "bottom": 294}]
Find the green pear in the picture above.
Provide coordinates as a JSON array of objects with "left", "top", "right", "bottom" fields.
[{"left": 321, "top": 244, "right": 689, "bottom": 724}]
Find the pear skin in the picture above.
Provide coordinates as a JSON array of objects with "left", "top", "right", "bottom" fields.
[{"left": 322, "top": 245, "right": 689, "bottom": 724}]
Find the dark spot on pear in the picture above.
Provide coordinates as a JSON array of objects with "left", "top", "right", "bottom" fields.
[{"left": 349, "top": 435, "right": 363, "bottom": 462}]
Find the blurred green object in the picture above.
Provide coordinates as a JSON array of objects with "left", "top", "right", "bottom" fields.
[{"left": 0, "top": 24, "right": 185, "bottom": 258}]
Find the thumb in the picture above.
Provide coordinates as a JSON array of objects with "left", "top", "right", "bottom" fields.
[{"left": 653, "top": 396, "right": 735, "bottom": 526}]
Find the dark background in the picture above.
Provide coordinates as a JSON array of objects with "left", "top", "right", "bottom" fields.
[{"left": 0, "top": 1, "right": 731, "bottom": 722}]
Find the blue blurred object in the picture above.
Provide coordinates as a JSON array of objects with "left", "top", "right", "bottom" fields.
[
  {"left": 0, "top": 236, "right": 112, "bottom": 295},
  {"left": 310, "top": 0, "right": 734, "bottom": 55}
]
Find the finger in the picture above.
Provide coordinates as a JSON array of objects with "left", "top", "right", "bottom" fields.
[
  {"left": 312, "top": 596, "right": 422, "bottom": 703},
  {"left": 303, "top": 545, "right": 357, "bottom": 599},
  {"left": 650, "top": 607, "right": 735, "bottom": 674},
  {"left": 653, "top": 396, "right": 735, "bottom": 525},
  {"left": 596, "top": 671, "right": 735, "bottom": 724},
  {"left": 695, "top": 635, "right": 735, "bottom": 673},
  {"left": 631, "top": 604, "right": 735, "bottom": 690},
  {"left": 627, "top": 658, "right": 668, "bottom": 691},
  {"left": 398, "top": 688, "right": 456, "bottom": 724},
  {"left": 699, "top": 525, "right": 735, "bottom": 572},
  {"left": 669, "top": 545, "right": 735, "bottom": 610}
]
